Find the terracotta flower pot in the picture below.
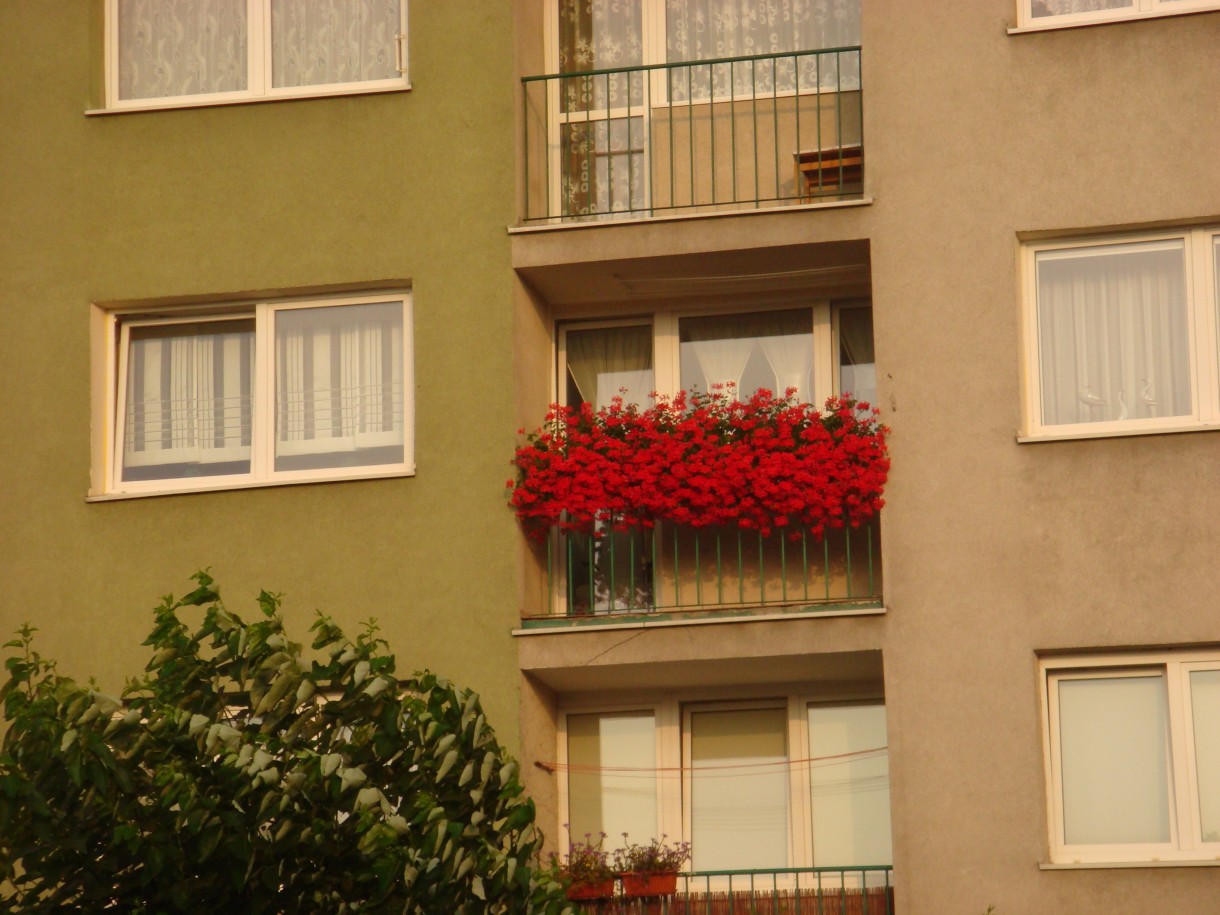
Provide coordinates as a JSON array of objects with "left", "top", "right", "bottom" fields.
[
  {"left": 620, "top": 872, "right": 678, "bottom": 897},
  {"left": 566, "top": 878, "right": 616, "bottom": 901}
]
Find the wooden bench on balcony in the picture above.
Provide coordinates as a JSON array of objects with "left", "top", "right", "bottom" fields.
[{"left": 794, "top": 144, "right": 864, "bottom": 202}]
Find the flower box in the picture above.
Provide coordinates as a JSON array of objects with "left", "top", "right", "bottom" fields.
[
  {"left": 566, "top": 878, "right": 616, "bottom": 901},
  {"left": 620, "top": 872, "right": 678, "bottom": 897}
]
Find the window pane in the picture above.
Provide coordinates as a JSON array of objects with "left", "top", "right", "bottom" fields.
[
  {"left": 1036, "top": 240, "right": 1190, "bottom": 426},
  {"left": 271, "top": 0, "right": 403, "bottom": 89},
  {"left": 561, "top": 117, "right": 647, "bottom": 217},
  {"left": 1031, "top": 0, "right": 1133, "bottom": 18},
  {"left": 838, "top": 305, "right": 876, "bottom": 407},
  {"left": 274, "top": 301, "right": 404, "bottom": 472},
  {"left": 681, "top": 309, "right": 812, "bottom": 401},
  {"left": 558, "top": 0, "right": 642, "bottom": 112},
  {"left": 1057, "top": 675, "right": 1171, "bottom": 845},
  {"left": 808, "top": 704, "right": 892, "bottom": 867},
  {"left": 565, "top": 325, "right": 653, "bottom": 410},
  {"left": 117, "top": 0, "right": 248, "bottom": 100},
  {"left": 122, "top": 320, "right": 254, "bottom": 481},
  {"left": 1190, "top": 670, "right": 1220, "bottom": 843},
  {"left": 567, "top": 712, "right": 657, "bottom": 845},
  {"left": 690, "top": 707, "right": 788, "bottom": 870}
]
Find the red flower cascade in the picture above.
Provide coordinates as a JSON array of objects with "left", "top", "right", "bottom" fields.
[{"left": 509, "top": 389, "right": 890, "bottom": 542}]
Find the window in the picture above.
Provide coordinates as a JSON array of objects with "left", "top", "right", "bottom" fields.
[
  {"left": 98, "top": 293, "right": 412, "bottom": 496},
  {"left": 559, "top": 302, "right": 875, "bottom": 411},
  {"left": 1021, "top": 226, "right": 1220, "bottom": 440},
  {"left": 105, "top": 0, "right": 408, "bottom": 111},
  {"left": 1041, "top": 652, "right": 1220, "bottom": 864},
  {"left": 1016, "top": 0, "right": 1220, "bottom": 30},
  {"left": 559, "top": 696, "right": 893, "bottom": 873}
]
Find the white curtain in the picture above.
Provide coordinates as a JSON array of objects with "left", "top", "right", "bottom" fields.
[
  {"left": 681, "top": 309, "right": 813, "bottom": 397},
  {"left": 122, "top": 321, "right": 253, "bottom": 477},
  {"left": 567, "top": 712, "right": 658, "bottom": 844},
  {"left": 117, "top": 0, "right": 248, "bottom": 100},
  {"left": 558, "top": 0, "right": 643, "bottom": 112},
  {"left": 1036, "top": 241, "right": 1191, "bottom": 426},
  {"left": 665, "top": 0, "right": 860, "bottom": 100},
  {"left": 275, "top": 303, "right": 404, "bottom": 468},
  {"left": 566, "top": 325, "right": 654, "bottom": 408},
  {"left": 1030, "top": 0, "right": 1132, "bottom": 18},
  {"left": 561, "top": 117, "right": 647, "bottom": 217},
  {"left": 271, "top": 0, "right": 402, "bottom": 88},
  {"left": 690, "top": 708, "right": 790, "bottom": 871}
]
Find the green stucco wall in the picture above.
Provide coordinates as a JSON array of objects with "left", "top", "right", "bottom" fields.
[{"left": 0, "top": 3, "right": 524, "bottom": 743}]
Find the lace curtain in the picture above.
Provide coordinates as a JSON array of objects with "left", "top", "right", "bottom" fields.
[
  {"left": 1036, "top": 241, "right": 1191, "bottom": 426},
  {"left": 115, "top": 0, "right": 402, "bottom": 100},
  {"left": 117, "top": 0, "right": 248, "bottom": 100},
  {"left": 272, "top": 0, "right": 402, "bottom": 89},
  {"left": 666, "top": 0, "right": 861, "bottom": 100}
]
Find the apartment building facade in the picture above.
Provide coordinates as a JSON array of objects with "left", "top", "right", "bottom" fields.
[
  {"left": 0, "top": 3, "right": 526, "bottom": 737},
  {"left": 2, "top": 2, "right": 1219, "bottom": 913},
  {"left": 509, "top": 1, "right": 1220, "bottom": 913}
]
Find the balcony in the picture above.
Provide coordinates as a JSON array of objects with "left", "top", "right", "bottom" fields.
[
  {"left": 521, "top": 47, "right": 863, "bottom": 224},
  {"left": 569, "top": 867, "right": 895, "bottom": 914},
  {"left": 528, "top": 521, "right": 881, "bottom": 622}
]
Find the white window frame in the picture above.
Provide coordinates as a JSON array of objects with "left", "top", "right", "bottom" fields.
[
  {"left": 92, "top": 291, "right": 414, "bottom": 498},
  {"left": 1019, "top": 226, "right": 1220, "bottom": 441},
  {"left": 1013, "top": 0, "right": 1220, "bottom": 31},
  {"left": 101, "top": 0, "right": 409, "bottom": 113},
  {"left": 557, "top": 689, "right": 890, "bottom": 876},
  {"left": 1040, "top": 651, "right": 1220, "bottom": 865}
]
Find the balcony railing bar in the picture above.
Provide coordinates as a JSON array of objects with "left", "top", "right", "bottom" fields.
[
  {"left": 521, "top": 46, "right": 866, "bottom": 84},
  {"left": 544, "top": 522, "right": 881, "bottom": 618}
]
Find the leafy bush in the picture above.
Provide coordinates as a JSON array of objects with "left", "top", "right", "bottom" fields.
[{"left": 0, "top": 572, "right": 570, "bottom": 914}]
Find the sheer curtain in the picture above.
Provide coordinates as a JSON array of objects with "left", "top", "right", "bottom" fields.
[
  {"left": 565, "top": 325, "right": 654, "bottom": 408},
  {"left": 271, "top": 0, "right": 402, "bottom": 88},
  {"left": 665, "top": 0, "right": 861, "bottom": 99},
  {"left": 838, "top": 305, "right": 875, "bottom": 405},
  {"left": 117, "top": 0, "right": 248, "bottom": 100},
  {"left": 122, "top": 320, "right": 253, "bottom": 479},
  {"left": 690, "top": 708, "right": 790, "bottom": 871},
  {"left": 681, "top": 309, "right": 813, "bottom": 398},
  {"left": 274, "top": 302, "right": 404, "bottom": 471},
  {"left": 1036, "top": 241, "right": 1191, "bottom": 426}
]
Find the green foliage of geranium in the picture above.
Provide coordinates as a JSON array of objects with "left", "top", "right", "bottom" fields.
[{"left": 0, "top": 572, "right": 571, "bottom": 914}]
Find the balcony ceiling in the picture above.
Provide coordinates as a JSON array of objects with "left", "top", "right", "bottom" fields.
[{"left": 517, "top": 239, "right": 871, "bottom": 309}]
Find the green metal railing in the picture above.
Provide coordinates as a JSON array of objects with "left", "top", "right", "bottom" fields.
[
  {"left": 540, "top": 521, "right": 881, "bottom": 619},
  {"left": 521, "top": 47, "right": 863, "bottom": 223},
  {"left": 573, "top": 866, "right": 895, "bottom": 914}
]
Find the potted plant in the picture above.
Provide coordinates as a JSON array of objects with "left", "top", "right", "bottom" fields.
[
  {"left": 613, "top": 835, "right": 691, "bottom": 898},
  {"left": 552, "top": 832, "right": 616, "bottom": 901}
]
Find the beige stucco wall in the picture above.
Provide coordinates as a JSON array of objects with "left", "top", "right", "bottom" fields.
[
  {"left": 511, "top": 0, "right": 1220, "bottom": 911},
  {"left": 0, "top": 3, "right": 524, "bottom": 741}
]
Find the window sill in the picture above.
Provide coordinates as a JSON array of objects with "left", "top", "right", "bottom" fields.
[
  {"left": 1017, "top": 421, "right": 1220, "bottom": 444},
  {"left": 85, "top": 83, "right": 411, "bottom": 117},
  {"left": 1007, "top": 4, "right": 1219, "bottom": 34},
  {"left": 1041, "top": 858, "right": 1220, "bottom": 870},
  {"left": 86, "top": 467, "right": 414, "bottom": 502}
]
